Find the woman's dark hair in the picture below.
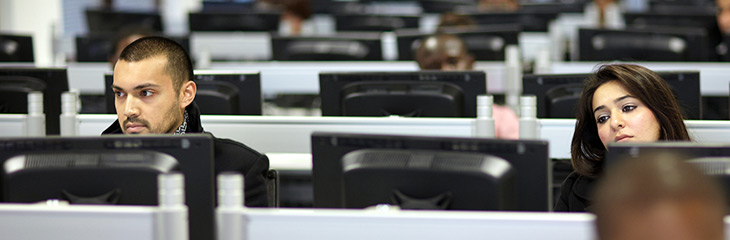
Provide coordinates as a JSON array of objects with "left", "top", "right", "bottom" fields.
[{"left": 571, "top": 64, "right": 691, "bottom": 178}]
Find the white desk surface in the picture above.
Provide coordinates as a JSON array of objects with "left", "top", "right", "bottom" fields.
[
  {"left": 0, "top": 203, "right": 158, "bottom": 240},
  {"left": 3, "top": 115, "right": 730, "bottom": 164},
  {"left": 237, "top": 208, "right": 596, "bottom": 240}
]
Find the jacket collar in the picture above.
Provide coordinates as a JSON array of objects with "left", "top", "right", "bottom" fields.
[{"left": 102, "top": 102, "right": 204, "bottom": 135}]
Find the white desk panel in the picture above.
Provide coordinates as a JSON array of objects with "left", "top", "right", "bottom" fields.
[
  {"left": 230, "top": 208, "right": 596, "bottom": 240},
  {"left": 2, "top": 115, "right": 724, "bottom": 160},
  {"left": 0, "top": 203, "right": 158, "bottom": 240},
  {"left": 0, "top": 114, "right": 27, "bottom": 137}
]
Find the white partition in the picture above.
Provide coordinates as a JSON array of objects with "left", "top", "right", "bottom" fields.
[
  {"left": 0, "top": 203, "right": 159, "bottom": 240},
  {"left": 66, "top": 62, "right": 111, "bottom": 94},
  {"left": 65, "top": 115, "right": 730, "bottom": 161},
  {"left": 0, "top": 114, "right": 27, "bottom": 137},
  {"left": 74, "top": 115, "right": 474, "bottom": 154},
  {"left": 220, "top": 208, "right": 596, "bottom": 240},
  {"left": 550, "top": 61, "right": 730, "bottom": 96}
]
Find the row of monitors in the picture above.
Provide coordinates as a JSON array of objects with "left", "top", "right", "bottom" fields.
[
  {"left": 0, "top": 132, "right": 549, "bottom": 240},
  {"left": 3, "top": 133, "right": 730, "bottom": 238},
  {"left": 0, "top": 68, "right": 702, "bottom": 133},
  {"left": 70, "top": 27, "right": 721, "bottom": 63},
  {"left": 85, "top": 6, "right": 717, "bottom": 33},
  {"left": 73, "top": 25, "right": 519, "bottom": 62}
]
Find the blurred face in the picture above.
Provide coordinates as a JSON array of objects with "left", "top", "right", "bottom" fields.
[
  {"left": 719, "top": 0, "right": 730, "bottom": 34},
  {"left": 109, "top": 34, "right": 145, "bottom": 69},
  {"left": 605, "top": 200, "right": 724, "bottom": 240},
  {"left": 592, "top": 81, "right": 660, "bottom": 148},
  {"left": 112, "top": 55, "right": 187, "bottom": 134}
]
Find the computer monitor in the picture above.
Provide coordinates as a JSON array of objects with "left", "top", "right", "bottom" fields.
[
  {"left": 75, "top": 33, "right": 190, "bottom": 62},
  {"left": 334, "top": 14, "right": 420, "bottom": 32},
  {"left": 395, "top": 24, "right": 520, "bottom": 60},
  {"left": 104, "top": 70, "right": 262, "bottom": 115},
  {"left": 0, "top": 67, "right": 69, "bottom": 135},
  {"left": 201, "top": 1, "right": 256, "bottom": 12},
  {"left": 0, "top": 33, "right": 34, "bottom": 62},
  {"left": 188, "top": 11, "right": 280, "bottom": 32},
  {"left": 522, "top": 71, "right": 701, "bottom": 119},
  {"left": 85, "top": 9, "right": 163, "bottom": 33},
  {"left": 578, "top": 27, "right": 710, "bottom": 61},
  {"left": 271, "top": 32, "right": 383, "bottom": 60},
  {"left": 319, "top": 71, "right": 486, "bottom": 117},
  {"left": 623, "top": 10, "right": 720, "bottom": 51},
  {"left": 461, "top": 11, "right": 558, "bottom": 32},
  {"left": 311, "top": 132, "right": 551, "bottom": 211},
  {"left": 0, "top": 134, "right": 215, "bottom": 240},
  {"left": 418, "top": 0, "right": 476, "bottom": 13},
  {"left": 343, "top": 148, "right": 516, "bottom": 210}
]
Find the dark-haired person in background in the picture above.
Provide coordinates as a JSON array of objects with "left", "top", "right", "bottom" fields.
[
  {"left": 593, "top": 151, "right": 725, "bottom": 240},
  {"left": 415, "top": 34, "right": 519, "bottom": 139},
  {"left": 103, "top": 36, "right": 270, "bottom": 207},
  {"left": 555, "top": 64, "right": 690, "bottom": 212},
  {"left": 107, "top": 25, "right": 155, "bottom": 69}
]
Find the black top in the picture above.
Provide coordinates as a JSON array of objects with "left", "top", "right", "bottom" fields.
[
  {"left": 102, "top": 102, "right": 270, "bottom": 207},
  {"left": 554, "top": 171, "right": 597, "bottom": 212}
]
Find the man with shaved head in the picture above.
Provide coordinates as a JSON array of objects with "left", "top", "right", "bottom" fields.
[
  {"left": 103, "top": 36, "right": 270, "bottom": 207},
  {"left": 593, "top": 151, "right": 726, "bottom": 240}
]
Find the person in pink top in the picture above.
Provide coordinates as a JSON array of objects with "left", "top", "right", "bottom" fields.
[{"left": 414, "top": 34, "right": 519, "bottom": 139}]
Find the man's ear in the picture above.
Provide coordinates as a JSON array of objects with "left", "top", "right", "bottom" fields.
[{"left": 180, "top": 80, "right": 196, "bottom": 109}]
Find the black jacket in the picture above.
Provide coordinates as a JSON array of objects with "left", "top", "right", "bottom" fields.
[
  {"left": 103, "top": 102, "right": 270, "bottom": 207},
  {"left": 554, "top": 171, "right": 596, "bottom": 212}
]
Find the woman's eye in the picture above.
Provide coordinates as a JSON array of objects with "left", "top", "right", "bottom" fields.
[
  {"left": 597, "top": 115, "right": 609, "bottom": 124},
  {"left": 622, "top": 105, "right": 636, "bottom": 112}
]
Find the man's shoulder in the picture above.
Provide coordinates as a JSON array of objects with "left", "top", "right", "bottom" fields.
[{"left": 214, "top": 137, "right": 264, "bottom": 157}]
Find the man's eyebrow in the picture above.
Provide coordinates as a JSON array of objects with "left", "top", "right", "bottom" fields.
[
  {"left": 111, "top": 83, "right": 161, "bottom": 91},
  {"left": 133, "top": 83, "right": 160, "bottom": 90}
]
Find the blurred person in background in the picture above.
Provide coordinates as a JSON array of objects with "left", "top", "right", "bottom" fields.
[
  {"left": 415, "top": 34, "right": 519, "bottom": 139},
  {"left": 593, "top": 151, "right": 726, "bottom": 240}
]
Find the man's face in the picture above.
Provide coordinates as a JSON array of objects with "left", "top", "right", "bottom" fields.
[{"left": 112, "top": 56, "right": 184, "bottom": 134}]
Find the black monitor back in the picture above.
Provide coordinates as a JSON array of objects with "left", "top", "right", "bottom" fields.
[
  {"left": 334, "top": 14, "right": 420, "bottom": 32},
  {"left": 76, "top": 33, "right": 190, "bottom": 62},
  {"left": 105, "top": 71, "right": 261, "bottom": 115},
  {"left": 0, "top": 68, "right": 68, "bottom": 135},
  {"left": 522, "top": 71, "right": 701, "bottom": 119},
  {"left": 271, "top": 32, "right": 383, "bottom": 60},
  {"left": 463, "top": 11, "right": 558, "bottom": 32},
  {"left": 0, "top": 34, "right": 34, "bottom": 62},
  {"left": 396, "top": 24, "right": 520, "bottom": 61},
  {"left": 319, "top": 71, "right": 485, "bottom": 117},
  {"left": 578, "top": 27, "right": 709, "bottom": 61},
  {"left": 85, "top": 9, "right": 163, "bottom": 33},
  {"left": 0, "top": 134, "right": 214, "bottom": 240},
  {"left": 0, "top": 75, "right": 46, "bottom": 113},
  {"left": 4, "top": 150, "right": 178, "bottom": 205},
  {"left": 419, "top": 0, "right": 476, "bottom": 13},
  {"left": 188, "top": 11, "right": 280, "bottom": 32},
  {"left": 311, "top": 132, "right": 551, "bottom": 211},
  {"left": 343, "top": 149, "right": 516, "bottom": 210}
]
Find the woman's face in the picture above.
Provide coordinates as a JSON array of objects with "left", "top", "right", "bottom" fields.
[{"left": 592, "top": 81, "right": 661, "bottom": 149}]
